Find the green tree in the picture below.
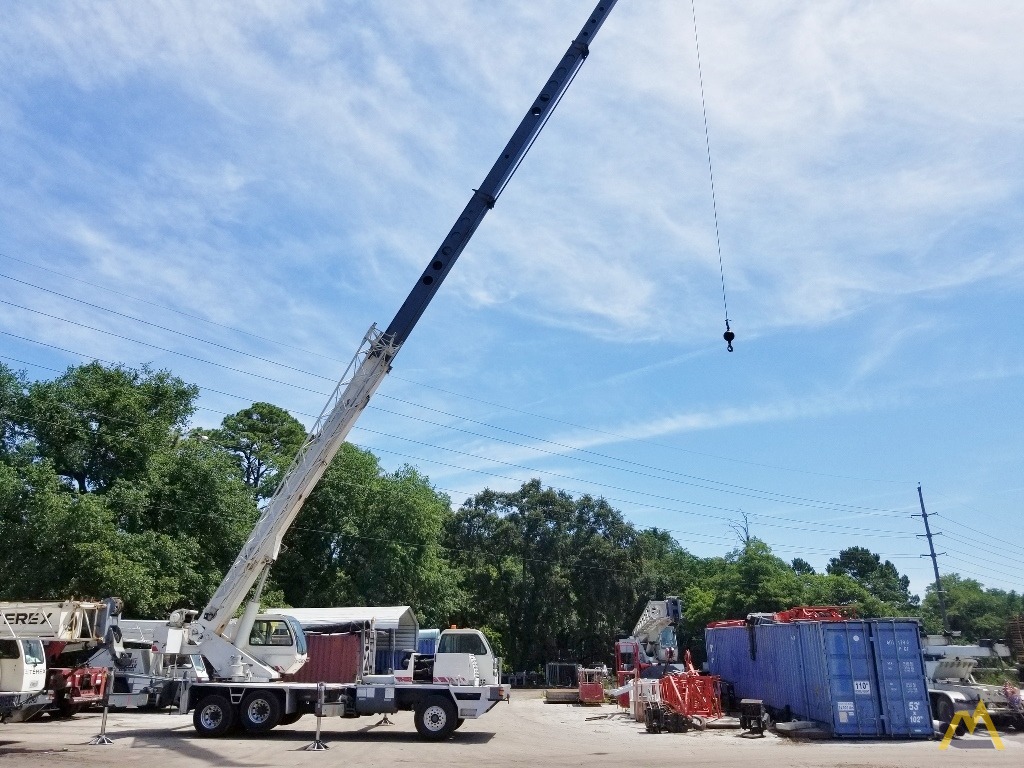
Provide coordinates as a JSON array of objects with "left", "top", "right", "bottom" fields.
[
  {"left": 24, "top": 362, "right": 197, "bottom": 493},
  {"left": 827, "top": 546, "right": 918, "bottom": 611},
  {"left": 209, "top": 402, "right": 306, "bottom": 501},
  {"left": 0, "top": 364, "right": 28, "bottom": 459},
  {"left": 922, "top": 574, "right": 1024, "bottom": 639},
  {"left": 273, "top": 444, "right": 460, "bottom": 627},
  {"left": 791, "top": 557, "right": 815, "bottom": 575}
]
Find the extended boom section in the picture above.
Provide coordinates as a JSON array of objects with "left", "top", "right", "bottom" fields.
[
  {"left": 180, "top": 0, "right": 620, "bottom": 738},
  {"left": 384, "top": 0, "right": 619, "bottom": 345},
  {"left": 193, "top": 327, "right": 397, "bottom": 679}
]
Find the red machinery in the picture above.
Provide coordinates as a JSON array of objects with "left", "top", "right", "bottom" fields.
[
  {"left": 707, "top": 605, "right": 854, "bottom": 629},
  {"left": 577, "top": 666, "right": 606, "bottom": 705},
  {"left": 643, "top": 651, "right": 722, "bottom": 733}
]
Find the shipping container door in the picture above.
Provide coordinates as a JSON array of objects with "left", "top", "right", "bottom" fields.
[
  {"left": 870, "top": 621, "right": 932, "bottom": 737},
  {"left": 819, "top": 622, "right": 884, "bottom": 736}
]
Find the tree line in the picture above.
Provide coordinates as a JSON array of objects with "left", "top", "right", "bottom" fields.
[{"left": 1, "top": 361, "right": 1020, "bottom": 669}]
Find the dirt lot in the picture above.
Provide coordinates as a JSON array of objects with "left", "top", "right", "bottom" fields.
[{"left": 1, "top": 690, "right": 1020, "bottom": 768}]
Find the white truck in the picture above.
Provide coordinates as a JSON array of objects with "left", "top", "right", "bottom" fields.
[
  {"left": 177, "top": 0, "right": 620, "bottom": 741},
  {"left": 0, "top": 598, "right": 121, "bottom": 721},
  {"left": 924, "top": 634, "right": 1024, "bottom": 731},
  {"left": 87, "top": 616, "right": 209, "bottom": 710}
]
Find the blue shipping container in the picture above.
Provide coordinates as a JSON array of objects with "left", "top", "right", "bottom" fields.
[{"left": 706, "top": 619, "right": 931, "bottom": 738}]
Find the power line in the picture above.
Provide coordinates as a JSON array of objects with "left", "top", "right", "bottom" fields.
[{"left": 0, "top": 250, "right": 346, "bottom": 365}]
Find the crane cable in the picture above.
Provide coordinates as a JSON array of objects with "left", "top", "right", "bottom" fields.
[{"left": 690, "top": 0, "right": 734, "bottom": 352}]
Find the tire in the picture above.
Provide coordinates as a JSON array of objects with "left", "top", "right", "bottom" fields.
[
  {"left": 414, "top": 695, "right": 458, "bottom": 740},
  {"left": 193, "top": 694, "right": 235, "bottom": 737},
  {"left": 936, "top": 697, "right": 967, "bottom": 738},
  {"left": 279, "top": 712, "right": 303, "bottom": 726},
  {"left": 239, "top": 690, "right": 282, "bottom": 733}
]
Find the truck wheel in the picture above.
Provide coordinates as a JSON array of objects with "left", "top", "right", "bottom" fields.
[
  {"left": 193, "top": 694, "right": 235, "bottom": 737},
  {"left": 239, "top": 690, "right": 282, "bottom": 733},
  {"left": 415, "top": 695, "right": 458, "bottom": 740},
  {"left": 936, "top": 698, "right": 967, "bottom": 737}
]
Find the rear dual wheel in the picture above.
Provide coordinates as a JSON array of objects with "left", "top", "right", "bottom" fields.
[
  {"left": 192, "top": 691, "right": 284, "bottom": 737},
  {"left": 239, "top": 691, "right": 282, "bottom": 733},
  {"left": 193, "top": 694, "right": 235, "bottom": 737}
]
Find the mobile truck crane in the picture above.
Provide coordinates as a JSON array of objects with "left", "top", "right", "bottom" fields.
[
  {"left": 613, "top": 597, "right": 684, "bottom": 707},
  {"left": 178, "top": 0, "right": 620, "bottom": 741},
  {"left": 0, "top": 598, "right": 122, "bottom": 721}
]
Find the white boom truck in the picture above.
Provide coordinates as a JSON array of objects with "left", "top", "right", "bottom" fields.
[
  {"left": 0, "top": 598, "right": 121, "bottom": 721},
  {"left": 924, "top": 635, "right": 1024, "bottom": 731},
  {"left": 179, "top": 0, "right": 620, "bottom": 741}
]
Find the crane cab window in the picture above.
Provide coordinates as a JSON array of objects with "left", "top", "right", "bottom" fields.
[
  {"left": 437, "top": 632, "right": 490, "bottom": 656},
  {"left": 0, "top": 639, "right": 43, "bottom": 664},
  {"left": 248, "top": 619, "right": 294, "bottom": 647}
]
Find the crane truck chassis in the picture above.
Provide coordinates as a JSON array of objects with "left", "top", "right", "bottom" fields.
[{"left": 175, "top": 0, "right": 620, "bottom": 740}]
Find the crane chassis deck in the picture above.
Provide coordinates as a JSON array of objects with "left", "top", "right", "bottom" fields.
[{"left": 182, "top": 679, "right": 506, "bottom": 740}]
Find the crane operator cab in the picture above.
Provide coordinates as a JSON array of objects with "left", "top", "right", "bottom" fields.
[{"left": 234, "top": 615, "right": 308, "bottom": 676}]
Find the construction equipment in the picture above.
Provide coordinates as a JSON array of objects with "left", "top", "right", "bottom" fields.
[
  {"left": 924, "top": 634, "right": 1024, "bottom": 731},
  {"left": 0, "top": 598, "right": 122, "bottom": 722},
  {"left": 642, "top": 651, "right": 722, "bottom": 734},
  {"left": 613, "top": 597, "right": 683, "bottom": 706},
  {"left": 177, "top": 0, "right": 620, "bottom": 741}
]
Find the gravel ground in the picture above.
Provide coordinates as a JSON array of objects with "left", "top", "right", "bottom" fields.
[{"left": 1, "top": 689, "right": 1020, "bottom": 767}]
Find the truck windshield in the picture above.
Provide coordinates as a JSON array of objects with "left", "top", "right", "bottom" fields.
[
  {"left": 248, "top": 619, "right": 295, "bottom": 647},
  {"left": 22, "top": 640, "right": 44, "bottom": 665},
  {"left": 286, "top": 617, "right": 307, "bottom": 656},
  {"left": 438, "top": 632, "right": 490, "bottom": 656}
]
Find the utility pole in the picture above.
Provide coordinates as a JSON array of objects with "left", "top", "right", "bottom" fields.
[{"left": 914, "top": 484, "right": 949, "bottom": 632}]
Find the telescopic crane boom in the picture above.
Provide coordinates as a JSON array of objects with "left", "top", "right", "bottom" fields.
[{"left": 190, "top": 0, "right": 621, "bottom": 682}]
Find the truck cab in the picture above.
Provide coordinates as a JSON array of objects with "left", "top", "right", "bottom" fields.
[
  {"left": 0, "top": 638, "right": 47, "bottom": 718},
  {"left": 232, "top": 615, "right": 308, "bottom": 677},
  {"left": 398, "top": 628, "right": 500, "bottom": 686}
]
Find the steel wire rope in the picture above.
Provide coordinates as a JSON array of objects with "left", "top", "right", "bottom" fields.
[
  {"left": 0, "top": 251, "right": 913, "bottom": 490},
  {"left": 3, "top": 400, "right": 916, "bottom": 543},
  {"left": 0, "top": 308, "right": 325, "bottom": 395},
  {"left": 0, "top": 406, "right": 957, "bottom": 583},
  {"left": 689, "top": 0, "right": 731, "bottom": 337},
  {"left": 0, "top": 343, "right": 922, "bottom": 542},
  {"left": 939, "top": 554, "right": 1021, "bottom": 587},
  {"left": 930, "top": 514, "right": 1024, "bottom": 558}
]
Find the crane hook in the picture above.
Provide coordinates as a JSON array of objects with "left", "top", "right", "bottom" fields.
[{"left": 723, "top": 321, "right": 735, "bottom": 352}]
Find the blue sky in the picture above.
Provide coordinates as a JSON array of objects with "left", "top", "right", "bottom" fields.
[{"left": 1, "top": 1, "right": 1021, "bottom": 599}]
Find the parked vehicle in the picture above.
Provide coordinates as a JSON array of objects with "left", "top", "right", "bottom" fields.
[
  {"left": 0, "top": 599, "right": 121, "bottom": 721},
  {"left": 613, "top": 597, "right": 685, "bottom": 707},
  {"left": 923, "top": 634, "right": 1024, "bottom": 730},
  {"left": 87, "top": 618, "right": 209, "bottom": 710}
]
